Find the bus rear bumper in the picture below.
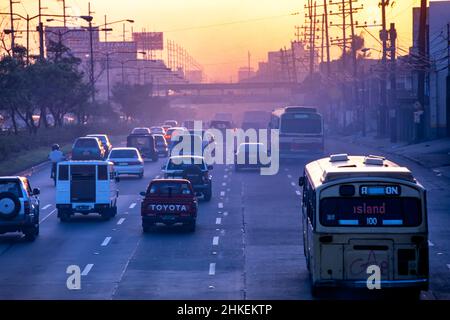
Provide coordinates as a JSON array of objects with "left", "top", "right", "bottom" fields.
[{"left": 314, "top": 279, "right": 429, "bottom": 290}]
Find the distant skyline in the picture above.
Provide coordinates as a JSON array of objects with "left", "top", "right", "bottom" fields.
[{"left": 0, "top": 0, "right": 442, "bottom": 81}]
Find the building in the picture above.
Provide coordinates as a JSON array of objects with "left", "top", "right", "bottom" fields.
[
  {"left": 237, "top": 67, "right": 256, "bottom": 82},
  {"left": 428, "top": 1, "right": 450, "bottom": 137},
  {"left": 44, "top": 26, "right": 187, "bottom": 102}
]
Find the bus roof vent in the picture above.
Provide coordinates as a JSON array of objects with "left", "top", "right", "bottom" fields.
[
  {"left": 364, "top": 155, "right": 385, "bottom": 166},
  {"left": 285, "top": 106, "right": 317, "bottom": 113},
  {"left": 329, "top": 154, "right": 349, "bottom": 162}
]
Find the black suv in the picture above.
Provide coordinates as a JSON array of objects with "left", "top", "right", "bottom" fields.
[
  {"left": 0, "top": 176, "right": 40, "bottom": 241},
  {"left": 162, "top": 155, "right": 213, "bottom": 201}
]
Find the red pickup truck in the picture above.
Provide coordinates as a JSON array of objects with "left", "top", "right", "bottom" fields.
[{"left": 140, "top": 179, "right": 198, "bottom": 232}]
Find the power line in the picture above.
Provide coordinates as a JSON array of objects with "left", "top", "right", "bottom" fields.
[{"left": 162, "top": 12, "right": 300, "bottom": 33}]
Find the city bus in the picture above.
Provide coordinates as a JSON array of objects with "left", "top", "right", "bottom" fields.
[
  {"left": 299, "top": 154, "right": 429, "bottom": 298},
  {"left": 269, "top": 106, "right": 324, "bottom": 158}
]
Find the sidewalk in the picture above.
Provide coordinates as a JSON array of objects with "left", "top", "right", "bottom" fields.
[{"left": 339, "top": 133, "right": 450, "bottom": 179}]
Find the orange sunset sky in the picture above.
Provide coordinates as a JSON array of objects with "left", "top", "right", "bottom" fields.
[{"left": 0, "top": 0, "right": 442, "bottom": 81}]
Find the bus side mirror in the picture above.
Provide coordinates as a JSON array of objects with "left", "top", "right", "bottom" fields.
[{"left": 298, "top": 177, "right": 305, "bottom": 187}]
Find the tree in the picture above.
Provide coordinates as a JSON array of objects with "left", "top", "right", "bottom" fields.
[{"left": 112, "top": 83, "right": 153, "bottom": 120}]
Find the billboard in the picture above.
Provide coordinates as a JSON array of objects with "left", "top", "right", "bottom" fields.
[{"left": 132, "top": 32, "right": 164, "bottom": 50}]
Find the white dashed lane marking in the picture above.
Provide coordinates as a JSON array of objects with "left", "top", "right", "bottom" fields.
[
  {"left": 129, "top": 203, "right": 136, "bottom": 209},
  {"left": 117, "top": 218, "right": 125, "bottom": 225},
  {"left": 224, "top": 175, "right": 228, "bottom": 179},
  {"left": 291, "top": 182, "right": 296, "bottom": 187},
  {"left": 428, "top": 240, "right": 435, "bottom": 247},
  {"left": 213, "top": 236, "right": 219, "bottom": 246},
  {"left": 209, "top": 263, "right": 216, "bottom": 275},
  {"left": 218, "top": 203, "right": 224, "bottom": 209},
  {"left": 42, "top": 204, "right": 52, "bottom": 210},
  {"left": 220, "top": 191, "right": 225, "bottom": 196},
  {"left": 81, "top": 264, "right": 94, "bottom": 276},
  {"left": 40, "top": 209, "right": 56, "bottom": 223},
  {"left": 296, "top": 190, "right": 301, "bottom": 196},
  {"left": 287, "top": 174, "right": 292, "bottom": 178},
  {"left": 222, "top": 182, "right": 227, "bottom": 187},
  {"left": 216, "top": 218, "right": 222, "bottom": 225},
  {"left": 101, "top": 237, "right": 112, "bottom": 247}
]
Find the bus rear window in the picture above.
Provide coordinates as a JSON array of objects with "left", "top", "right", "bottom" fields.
[
  {"left": 320, "top": 197, "right": 422, "bottom": 227},
  {"left": 281, "top": 113, "right": 322, "bottom": 134}
]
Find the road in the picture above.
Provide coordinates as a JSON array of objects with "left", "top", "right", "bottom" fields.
[{"left": 0, "top": 137, "right": 449, "bottom": 299}]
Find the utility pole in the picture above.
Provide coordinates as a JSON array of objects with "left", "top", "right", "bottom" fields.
[
  {"left": 294, "top": 25, "right": 301, "bottom": 42},
  {"left": 59, "top": 0, "right": 67, "bottom": 27},
  {"left": 417, "top": 0, "right": 427, "bottom": 140},
  {"left": 26, "top": 14, "right": 29, "bottom": 64},
  {"left": 341, "top": 0, "right": 346, "bottom": 68},
  {"left": 379, "top": 0, "right": 389, "bottom": 137},
  {"left": 291, "top": 41, "right": 298, "bottom": 83},
  {"left": 9, "top": 0, "right": 16, "bottom": 55},
  {"left": 88, "top": 2, "right": 95, "bottom": 102},
  {"left": 38, "top": 0, "right": 46, "bottom": 61},
  {"left": 323, "top": 0, "right": 330, "bottom": 77},
  {"left": 104, "top": 15, "right": 108, "bottom": 42},
  {"left": 248, "top": 51, "right": 251, "bottom": 80},
  {"left": 389, "top": 23, "right": 397, "bottom": 142},
  {"left": 349, "top": 0, "right": 357, "bottom": 92}
]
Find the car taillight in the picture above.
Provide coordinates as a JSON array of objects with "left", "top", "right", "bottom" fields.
[{"left": 24, "top": 201, "right": 31, "bottom": 215}]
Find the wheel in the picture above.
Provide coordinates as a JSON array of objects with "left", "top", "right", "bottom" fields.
[
  {"left": 203, "top": 185, "right": 212, "bottom": 202},
  {"left": 100, "top": 210, "right": 112, "bottom": 221},
  {"left": 0, "top": 192, "right": 21, "bottom": 220},
  {"left": 109, "top": 205, "right": 118, "bottom": 217},
  {"left": 24, "top": 225, "right": 38, "bottom": 242},
  {"left": 58, "top": 209, "right": 71, "bottom": 222},
  {"left": 185, "top": 221, "right": 196, "bottom": 232}
]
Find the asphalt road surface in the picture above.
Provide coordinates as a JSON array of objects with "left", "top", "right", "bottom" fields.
[{"left": 0, "top": 138, "right": 449, "bottom": 299}]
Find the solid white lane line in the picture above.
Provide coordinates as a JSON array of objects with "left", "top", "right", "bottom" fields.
[
  {"left": 129, "top": 203, "right": 136, "bottom": 209},
  {"left": 218, "top": 203, "right": 224, "bottom": 209},
  {"left": 220, "top": 191, "right": 225, "bottom": 196},
  {"left": 42, "top": 204, "right": 52, "bottom": 210},
  {"left": 81, "top": 264, "right": 94, "bottom": 276},
  {"left": 40, "top": 209, "right": 56, "bottom": 223},
  {"left": 101, "top": 237, "right": 112, "bottom": 247},
  {"left": 296, "top": 190, "right": 301, "bottom": 196},
  {"left": 213, "top": 236, "right": 219, "bottom": 246},
  {"left": 209, "top": 263, "right": 216, "bottom": 275},
  {"left": 216, "top": 218, "right": 222, "bottom": 225},
  {"left": 428, "top": 240, "right": 435, "bottom": 247},
  {"left": 117, "top": 218, "right": 125, "bottom": 225}
]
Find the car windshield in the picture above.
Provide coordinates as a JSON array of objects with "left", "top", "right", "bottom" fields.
[
  {"left": 132, "top": 128, "right": 150, "bottom": 134},
  {"left": 210, "top": 120, "right": 231, "bottom": 129},
  {"left": 110, "top": 149, "right": 138, "bottom": 159},
  {"left": 75, "top": 139, "right": 98, "bottom": 148},
  {"left": 167, "top": 158, "right": 205, "bottom": 171},
  {"left": 148, "top": 182, "right": 192, "bottom": 195},
  {"left": 89, "top": 135, "right": 107, "bottom": 145},
  {"left": 128, "top": 136, "right": 152, "bottom": 148},
  {"left": 281, "top": 113, "right": 322, "bottom": 134},
  {"left": 0, "top": 180, "right": 22, "bottom": 197}
]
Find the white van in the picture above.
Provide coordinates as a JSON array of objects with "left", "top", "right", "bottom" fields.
[{"left": 55, "top": 161, "right": 119, "bottom": 222}]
